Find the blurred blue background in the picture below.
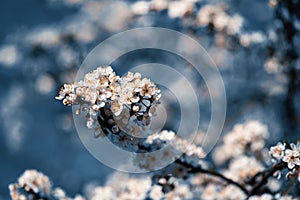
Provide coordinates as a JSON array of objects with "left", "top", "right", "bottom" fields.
[{"left": 0, "top": 0, "right": 299, "bottom": 199}]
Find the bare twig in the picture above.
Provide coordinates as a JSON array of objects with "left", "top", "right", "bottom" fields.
[
  {"left": 175, "top": 159, "right": 249, "bottom": 195},
  {"left": 247, "top": 161, "right": 286, "bottom": 196}
]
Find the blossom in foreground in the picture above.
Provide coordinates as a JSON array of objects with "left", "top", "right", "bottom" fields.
[
  {"left": 269, "top": 142, "right": 286, "bottom": 160},
  {"left": 269, "top": 142, "right": 300, "bottom": 184},
  {"left": 282, "top": 147, "right": 300, "bottom": 169},
  {"left": 56, "top": 66, "right": 161, "bottom": 137},
  {"left": 269, "top": 142, "right": 300, "bottom": 169}
]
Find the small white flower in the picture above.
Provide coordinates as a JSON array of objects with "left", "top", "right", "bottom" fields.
[
  {"left": 269, "top": 142, "right": 286, "bottom": 160},
  {"left": 282, "top": 148, "right": 300, "bottom": 169}
]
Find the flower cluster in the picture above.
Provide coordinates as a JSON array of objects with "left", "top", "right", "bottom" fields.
[
  {"left": 86, "top": 173, "right": 152, "bottom": 200},
  {"left": 130, "top": 0, "right": 194, "bottom": 18},
  {"left": 55, "top": 68, "right": 300, "bottom": 198},
  {"left": 52, "top": 67, "right": 300, "bottom": 199},
  {"left": 9, "top": 170, "right": 51, "bottom": 199},
  {"left": 213, "top": 121, "right": 269, "bottom": 165},
  {"left": 224, "top": 156, "right": 265, "bottom": 182},
  {"left": 249, "top": 193, "right": 298, "bottom": 200},
  {"left": 197, "top": 4, "right": 244, "bottom": 35},
  {"left": 134, "top": 130, "right": 206, "bottom": 171},
  {"left": 9, "top": 132, "right": 300, "bottom": 199},
  {"left": 2, "top": 0, "right": 300, "bottom": 199},
  {"left": 56, "top": 66, "right": 161, "bottom": 137},
  {"left": 269, "top": 142, "right": 300, "bottom": 182},
  {"left": 9, "top": 170, "right": 84, "bottom": 200},
  {"left": 130, "top": 1, "right": 269, "bottom": 49}
]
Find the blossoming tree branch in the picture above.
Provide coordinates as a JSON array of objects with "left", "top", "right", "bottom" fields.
[{"left": 9, "top": 66, "right": 300, "bottom": 200}]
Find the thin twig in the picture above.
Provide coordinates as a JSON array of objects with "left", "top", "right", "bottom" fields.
[
  {"left": 247, "top": 161, "right": 286, "bottom": 196},
  {"left": 175, "top": 159, "right": 249, "bottom": 195}
]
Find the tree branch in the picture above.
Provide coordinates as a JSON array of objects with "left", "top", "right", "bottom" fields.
[
  {"left": 175, "top": 159, "right": 249, "bottom": 195},
  {"left": 247, "top": 161, "right": 286, "bottom": 196}
]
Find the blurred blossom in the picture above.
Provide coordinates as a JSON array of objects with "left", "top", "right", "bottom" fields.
[
  {"left": 0, "top": 45, "right": 20, "bottom": 67},
  {"left": 266, "top": 178, "right": 281, "bottom": 192},
  {"left": 239, "top": 32, "right": 266, "bottom": 47},
  {"left": 5, "top": 120, "right": 24, "bottom": 153},
  {"left": 26, "top": 27, "right": 61, "bottom": 48},
  {"left": 1, "top": 86, "right": 26, "bottom": 152},
  {"left": 54, "top": 114, "right": 74, "bottom": 132},
  {"left": 35, "top": 74, "right": 56, "bottom": 95},
  {"left": 151, "top": 0, "right": 169, "bottom": 11},
  {"left": 131, "top": 1, "right": 151, "bottom": 15},
  {"left": 264, "top": 58, "right": 281, "bottom": 73},
  {"left": 96, "top": 1, "right": 133, "bottom": 32},
  {"left": 48, "top": 0, "right": 86, "bottom": 7},
  {"left": 213, "top": 121, "right": 269, "bottom": 165},
  {"left": 85, "top": 173, "right": 152, "bottom": 200},
  {"left": 65, "top": 21, "right": 97, "bottom": 44},
  {"left": 57, "top": 46, "right": 78, "bottom": 68},
  {"left": 149, "top": 185, "right": 164, "bottom": 200},
  {"left": 197, "top": 3, "right": 243, "bottom": 35},
  {"left": 106, "top": 2, "right": 133, "bottom": 32},
  {"left": 164, "top": 180, "right": 193, "bottom": 199},
  {"left": 249, "top": 194, "right": 273, "bottom": 200},
  {"left": 168, "top": 0, "right": 194, "bottom": 18},
  {"left": 224, "top": 156, "right": 264, "bottom": 182},
  {"left": 9, "top": 170, "right": 85, "bottom": 200}
]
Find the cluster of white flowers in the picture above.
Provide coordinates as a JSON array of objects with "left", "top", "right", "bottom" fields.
[
  {"left": 9, "top": 170, "right": 84, "bottom": 200},
  {"left": 134, "top": 130, "right": 205, "bottom": 170},
  {"left": 224, "top": 156, "right": 265, "bottom": 182},
  {"left": 249, "top": 193, "right": 298, "bottom": 200},
  {"left": 201, "top": 184, "right": 246, "bottom": 200},
  {"left": 86, "top": 173, "right": 152, "bottom": 200},
  {"left": 130, "top": 1, "right": 253, "bottom": 45},
  {"left": 130, "top": 0, "right": 194, "bottom": 18},
  {"left": 239, "top": 32, "right": 266, "bottom": 47},
  {"left": 196, "top": 3, "right": 268, "bottom": 48},
  {"left": 9, "top": 138, "right": 300, "bottom": 200},
  {"left": 269, "top": 142, "right": 300, "bottom": 182},
  {"left": 197, "top": 4, "right": 244, "bottom": 35},
  {"left": 9, "top": 170, "right": 51, "bottom": 199},
  {"left": 56, "top": 66, "right": 161, "bottom": 138},
  {"left": 163, "top": 180, "right": 193, "bottom": 200},
  {"left": 213, "top": 121, "right": 269, "bottom": 164}
]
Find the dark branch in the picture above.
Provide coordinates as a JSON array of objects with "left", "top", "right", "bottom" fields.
[
  {"left": 247, "top": 161, "right": 286, "bottom": 196},
  {"left": 175, "top": 159, "right": 249, "bottom": 195}
]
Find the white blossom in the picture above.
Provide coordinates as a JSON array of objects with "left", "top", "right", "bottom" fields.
[
  {"left": 0, "top": 45, "right": 20, "bottom": 67},
  {"left": 131, "top": 1, "right": 151, "bottom": 15},
  {"left": 282, "top": 147, "right": 300, "bottom": 169},
  {"left": 224, "top": 156, "right": 264, "bottom": 182},
  {"left": 168, "top": 0, "right": 194, "bottom": 18},
  {"left": 56, "top": 66, "right": 161, "bottom": 137},
  {"left": 213, "top": 121, "right": 269, "bottom": 164},
  {"left": 249, "top": 194, "right": 273, "bottom": 200},
  {"left": 269, "top": 142, "right": 286, "bottom": 160}
]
